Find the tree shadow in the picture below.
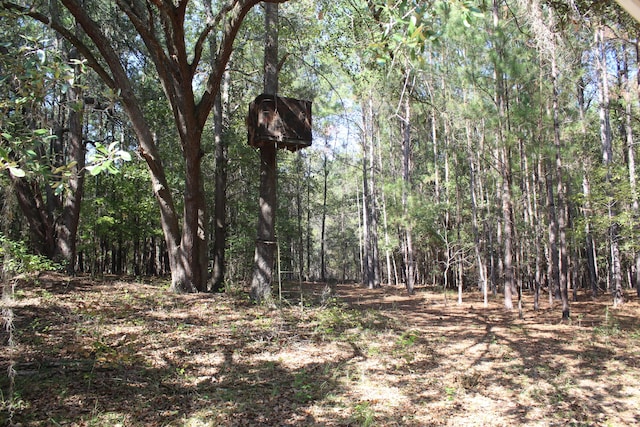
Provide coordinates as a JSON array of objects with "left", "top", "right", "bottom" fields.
[
  {"left": 326, "top": 281, "right": 640, "bottom": 426},
  {"left": 1, "top": 277, "right": 363, "bottom": 426},
  {"left": 2, "top": 276, "right": 639, "bottom": 426}
]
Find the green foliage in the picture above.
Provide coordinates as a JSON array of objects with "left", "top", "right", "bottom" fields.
[
  {"left": 396, "top": 330, "right": 419, "bottom": 348},
  {"left": 351, "top": 400, "right": 376, "bottom": 426},
  {"left": 0, "top": 234, "right": 60, "bottom": 275},
  {"left": 85, "top": 142, "right": 132, "bottom": 176},
  {"left": 0, "top": 22, "right": 70, "bottom": 180},
  {"left": 369, "top": 0, "right": 485, "bottom": 65},
  {"left": 0, "top": 9, "right": 128, "bottom": 197}
]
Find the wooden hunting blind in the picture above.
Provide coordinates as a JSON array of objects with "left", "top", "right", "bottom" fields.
[{"left": 247, "top": 94, "right": 312, "bottom": 152}]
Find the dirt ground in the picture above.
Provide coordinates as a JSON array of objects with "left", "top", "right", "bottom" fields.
[{"left": 1, "top": 273, "right": 639, "bottom": 426}]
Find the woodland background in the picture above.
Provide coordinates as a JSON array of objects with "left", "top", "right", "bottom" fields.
[
  {"left": 2, "top": 1, "right": 640, "bottom": 425},
  {"left": 1, "top": 0, "right": 640, "bottom": 328}
]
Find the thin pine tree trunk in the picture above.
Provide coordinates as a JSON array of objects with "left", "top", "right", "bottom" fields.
[
  {"left": 401, "top": 94, "right": 415, "bottom": 294},
  {"left": 596, "top": 25, "right": 623, "bottom": 306},
  {"left": 320, "top": 144, "right": 328, "bottom": 282},
  {"left": 551, "top": 40, "right": 570, "bottom": 319},
  {"left": 250, "top": 3, "right": 279, "bottom": 302}
]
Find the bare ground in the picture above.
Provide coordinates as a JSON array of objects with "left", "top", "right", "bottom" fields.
[{"left": 1, "top": 273, "right": 639, "bottom": 426}]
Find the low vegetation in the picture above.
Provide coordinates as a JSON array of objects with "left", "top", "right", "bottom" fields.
[{"left": 1, "top": 273, "right": 639, "bottom": 426}]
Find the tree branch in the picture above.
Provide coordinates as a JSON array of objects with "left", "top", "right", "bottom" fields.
[
  {"left": 115, "top": 0, "right": 180, "bottom": 97},
  {"left": 0, "top": 1, "right": 115, "bottom": 88},
  {"left": 196, "top": 0, "right": 289, "bottom": 128}
]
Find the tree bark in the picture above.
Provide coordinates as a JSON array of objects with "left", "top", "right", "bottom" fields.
[
  {"left": 210, "top": 80, "right": 228, "bottom": 292},
  {"left": 360, "top": 98, "right": 380, "bottom": 289},
  {"left": 401, "top": 93, "right": 415, "bottom": 294},
  {"left": 596, "top": 24, "right": 623, "bottom": 306},
  {"left": 577, "top": 74, "right": 599, "bottom": 297},
  {"left": 551, "top": 39, "right": 570, "bottom": 319},
  {"left": 467, "top": 123, "right": 487, "bottom": 307},
  {"left": 250, "top": 2, "right": 279, "bottom": 302},
  {"left": 207, "top": 0, "right": 229, "bottom": 292},
  {"left": 54, "top": 60, "right": 85, "bottom": 274},
  {"left": 320, "top": 141, "right": 329, "bottom": 283}
]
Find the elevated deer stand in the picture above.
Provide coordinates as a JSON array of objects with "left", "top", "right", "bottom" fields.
[
  {"left": 247, "top": 93, "right": 312, "bottom": 302},
  {"left": 248, "top": 94, "right": 312, "bottom": 151}
]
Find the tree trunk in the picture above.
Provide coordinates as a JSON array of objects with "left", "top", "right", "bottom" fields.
[
  {"left": 51, "top": 5, "right": 85, "bottom": 273},
  {"left": 467, "top": 123, "right": 487, "bottom": 307},
  {"left": 361, "top": 98, "right": 379, "bottom": 289},
  {"left": 401, "top": 94, "right": 415, "bottom": 294},
  {"left": 596, "top": 25, "right": 623, "bottom": 306},
  {"left": 10, "top": 177, "right": 56, "bottom": 258},
  {"left": 577, "top": 74, "right": 599, "bottom": 297},
  {"left": 501, "top": 146, "right": 515, "bottom": 310},
  {"left": 55, "top": 74, "right": 85, "bottom": 274},
  {"left": 376, "top": 130, "right": 393, "bottom": 286},
  {"left": 625, "top": 39, "right": 640, "bottom": 299},
  {"left": 369, "top": 110, "right": 381, "bottom": 288},
  {"left": 16, "top": 0, "right": 283, "bottom": 293},
  {"left": 295, "top": 155, "right": 305, "bottom": 282},
  {"left": 205, "top": 0, "right": 229, "bottom": 292},
  {"left": 210, "top": 85, "right": 227, "bottom": 292},
  {"left": 250, "top": 3, "right": 279, "bottom": 302},
  {"left": 551, "top": 40, "right": 570, "bottom": 319},
  {"left": 320, "top": 141, "right": 328, "bottom": 282}
]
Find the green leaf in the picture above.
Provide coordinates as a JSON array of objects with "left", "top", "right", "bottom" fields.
[
  {"left": 53, "top": 183, "right": 64, "bottom": 196},
  {"left": 87, "top": 165, "right": 102, "bottom": 176},
  {"left": 9, "top": 166, "right": 26, "bottom": 178},
  {"left": 117, "top": 150, "right": 132, "bottom": 162}
]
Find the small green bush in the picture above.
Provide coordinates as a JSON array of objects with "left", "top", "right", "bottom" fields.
[{"left": 0, "top": 233, "right": 61, "bottom": 276}]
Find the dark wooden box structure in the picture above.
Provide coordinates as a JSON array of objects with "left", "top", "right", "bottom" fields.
[{"left": 247, "top": 94, "right": 312, "bottom": 152}]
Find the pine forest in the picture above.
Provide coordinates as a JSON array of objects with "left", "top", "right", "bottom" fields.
[{"left": 1, "top": 0, "right": 639, "bottom": 425}]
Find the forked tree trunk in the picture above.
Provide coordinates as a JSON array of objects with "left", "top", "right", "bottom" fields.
[
  {"left": 6, "top": 0, "right": 81, "bottom": 264},
  {"left": 17, "top": 0, "right": 288, "bottom": 293}
]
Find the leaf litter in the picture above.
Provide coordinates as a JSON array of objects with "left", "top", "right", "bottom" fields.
[{"left": 1, "top": 272, "right": 639, "bottom": 426}]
